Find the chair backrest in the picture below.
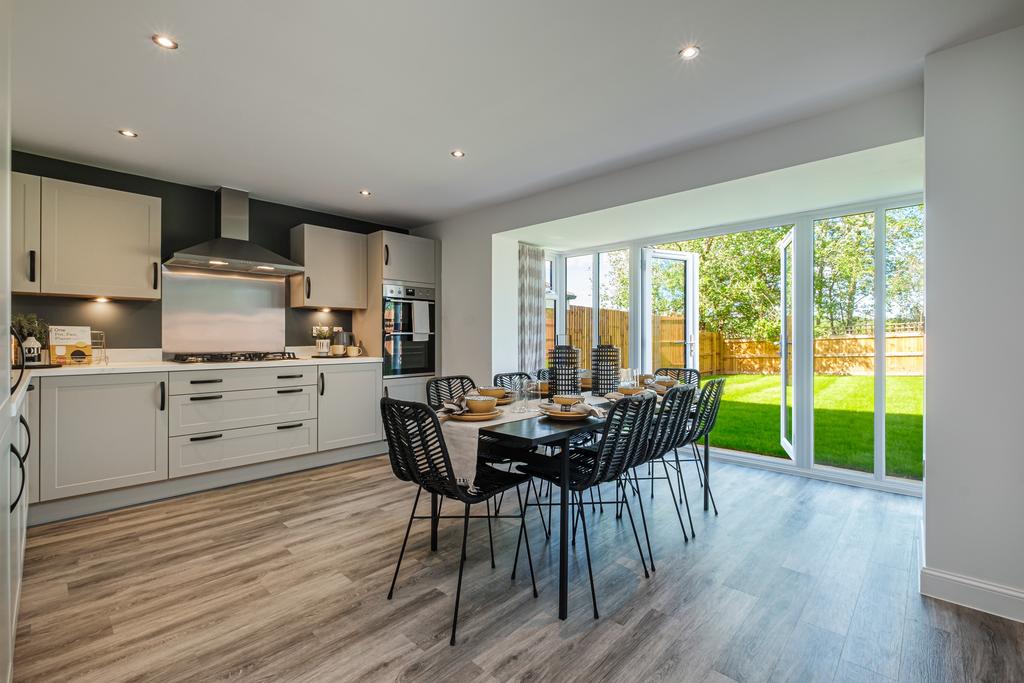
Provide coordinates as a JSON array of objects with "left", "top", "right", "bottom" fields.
[
  {"left": 425, "top": 375, "right": 476, "bottom": 410},
  {"left": 678, "top": 378, "right": 726, "bottom": 446},
  {"left": 579, "top": 392, "right": 657, "bottom": 488},
  {"left": 646, "top": 384, "right": 698, "bottom": 463},
  {"left": 656, "top": 367, "right": 701, "bottom": 386},
  {"left": 493, "top": 372, "right": 532, "bottom": 392},
  {"left": 380, "top": 397, "right": 462, "bottom": 498},
  {"left": 535, "top": 368, "right": 550, "bottom": 381}
]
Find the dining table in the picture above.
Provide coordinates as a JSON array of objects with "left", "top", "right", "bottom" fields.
[{"left": 432, "top": 390, "right": 712, "bottom": 621}]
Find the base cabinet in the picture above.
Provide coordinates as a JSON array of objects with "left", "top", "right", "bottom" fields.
[
  {"left": 169, "top": 420, "right": 317, "bottom": 478},
  {"left": 318, "top": 364, "right": 383, "bottom": 450},
  {"left": 40, "top": 373, "right": 169, "bottom": 500},
  {"left": 383, "top": 375, "right": 431, "bottom": 404}
]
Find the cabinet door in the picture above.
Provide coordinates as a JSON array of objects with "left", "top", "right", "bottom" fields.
[
  {"left": 290, "top": 225, "right": 367, "bottom": 309},
  {"left": 40, "top": 373, "right": 169, "bottom": 500},
  {"left": 0, "top": 418, "right": 12, "bottom": 676},
  {"left": 383, "top": 376, "right": 429, "bottom": 404},
  {"left": 382, "top": 232, "right": 435, "bottom": 285},
  {"left": 11, "top": 172, "right": 41, "bottom": 293},
  {"left": 317, "top": 364, "right": 383, "bottom": 450},
  {"left": 25, "top": 380, "right": 40, "bottom": 504},
  {"left": 40, "top": 178, "right": 162, "bottom": 299},
  {"left": 169, "top": 420, "right": 317, "bottom": 478}
]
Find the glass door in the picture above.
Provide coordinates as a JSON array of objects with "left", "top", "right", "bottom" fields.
[
  {"left": 779, "top": 230, "right": 795, "bottom": 457},
  {"left": 641, "top": 249, "right": 699, "bottom": 373}
]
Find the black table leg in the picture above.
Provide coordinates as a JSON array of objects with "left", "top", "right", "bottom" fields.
[
  {"left": 703, "top": 434, "right": 710, "bottom": 512},
  {"left": 431, "top": 492, "right": 439, "bottom": 551},
  {"left": 559, "top": 435, "right": 570, "bottom": 620}
]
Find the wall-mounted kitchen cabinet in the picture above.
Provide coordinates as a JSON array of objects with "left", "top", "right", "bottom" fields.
[
  {"left": 10, "top": 175, "right": 162, "bottom": 299},
  {"left": 289, "top": 224, "right": 367, "bottom": 309},
  {"left": 370, "top": 231, "right": 436, "bottom": 285},
  {"left": 39, "top": 372, "right": 169, "bottom": 500}
]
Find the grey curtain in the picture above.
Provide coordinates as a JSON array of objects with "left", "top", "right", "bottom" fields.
[{"left": 518, "top": 243, "right": 546, "bottom": 375}]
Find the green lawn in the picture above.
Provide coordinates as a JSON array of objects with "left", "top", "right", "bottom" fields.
[{"left": 704, "top": 374, "right": 923, "bottom": 480}]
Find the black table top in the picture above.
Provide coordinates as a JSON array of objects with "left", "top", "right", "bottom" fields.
[{"left": 479, "top": 414, "right": 605, "bottom": 447}]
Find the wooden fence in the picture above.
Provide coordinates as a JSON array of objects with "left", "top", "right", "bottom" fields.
[{"left": 546, "top": 306, "right": 924, "bottom": 375}]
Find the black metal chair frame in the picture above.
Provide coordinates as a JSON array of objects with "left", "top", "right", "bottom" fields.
[
  {"left": 380, "top": 397, "right": 539, "bottom": 646},
  {"left": 425, "top": 375, "right": 478, "bottom": 410},
  {"left": 655, "top": 367, "right": 701, "bottom": 386},
  {"left": 493, "top": 372, "right": 533, "bottom": 392},
  {"left": 515, "top": 392, "right": 658, "bottom": 619},
  {"left": 668, "top": 378, "right": 725, "bottom": 518}
]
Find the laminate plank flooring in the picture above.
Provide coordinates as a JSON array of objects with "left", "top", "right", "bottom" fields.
[{"left": 13, "top": 456, "right": 1024, "bottom": 682}]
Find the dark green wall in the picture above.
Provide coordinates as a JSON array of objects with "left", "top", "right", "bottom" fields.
[{"left": 11, "top": 152, "right": 401, "bottom": 348}]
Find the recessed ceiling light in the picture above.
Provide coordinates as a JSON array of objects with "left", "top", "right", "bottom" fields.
[
  {"left": 450, "top": 149, "right": 466, "bottom": 159},
  {"left": 359, "top": 189, "right": 372, "bottom": 197},
  {"left": 209, "top": 260, "right": 229, "bottom": 266},
  {"left": 678, "top": 45, "right": 700, "bottom": 60},
  {"left": 118, "top": 129, "right": 139, "bottom": 138},
  {"left": 255, "top": 265, "right": 276, "bottom": 271},
  {"left": 152, "top": 34, "right": 179, "bottom": 50},
  {"left": 94, "top": 297, "right": 110, "bottom": 303},
  {"left": 320, "top": 308, "right": 331, "bottom": 313}
]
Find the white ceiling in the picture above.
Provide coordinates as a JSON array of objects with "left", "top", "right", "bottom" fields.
[
  {"left": 12, "top": 1, "right": 1023, "bottom": 228},
  {"left": 506, "top": 138, "right": 924, "bottom": 251}
]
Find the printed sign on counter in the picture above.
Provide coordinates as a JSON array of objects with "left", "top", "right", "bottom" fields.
[{"left": 49, "top": 325, "right": 93, "bottom": 365}]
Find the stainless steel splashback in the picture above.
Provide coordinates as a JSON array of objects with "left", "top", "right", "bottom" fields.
[{"left": 161, "top": 267, "right": 285, "bottom": 354}]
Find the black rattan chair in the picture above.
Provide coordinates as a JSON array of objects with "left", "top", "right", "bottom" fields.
[
  {"left": 425, "top": 375, "right": 477, "bottom": 410},
  {"left": 535, "top": 368, "right": 550, "bottom": 381},
  {"left": 655, "top": 367, "right": 701, "bottom": 386},
  {"left": 672, "top": 378, "right": 725, "bottom": 518},
  {"left": 516, "top": 392, "right": 657, "bottom": 619},
  {"left": 380, "top": 397, "right": 538, "bottom": 645},
  {"left": 493, "top": 372, "right": 533, "bottom": 392}
]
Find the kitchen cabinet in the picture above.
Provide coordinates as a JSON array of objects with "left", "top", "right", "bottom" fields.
[
  {"left": 168, "top": 365, "right": 316, "bottom": 395},
  {"left": 317, "top": 363, "right": 383, "bottom": 451},
  {"left": 0, "top": 416, "right": 14, "bottom": 682},
  {"left": 39, "top": 177, "right": 162, "bottom": 299},
  {"left": 169, "top": 419, "right": 317, "bottom": 478},
  {"left": 23, "top": 380, "right": 38, "bottom": 504},
  {"left": 370, "top": 231, "right": 436, "bottom": 285},
  {"left": 168, "top": 385, "right": 317, "bottom": 437},
  {"left": 11, "top": 171, "right": 41, "bottom": 293},
  {"left": 40, "top": 373, "right": 169, "bottom": 500},
  {"left": 383, "top": 375, "right": 430, "bottom": 404},
  {"left": 289, "top": 224, "right": 367, "bottom": 309}
]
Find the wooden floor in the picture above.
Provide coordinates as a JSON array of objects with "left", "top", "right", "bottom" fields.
[{"left": 13, "top": 456, "right": 1024, "bottom": 682}]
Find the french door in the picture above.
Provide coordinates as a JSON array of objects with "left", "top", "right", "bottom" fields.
[
  {"left": 779, "top": 230, "right": 795, "bottom": 457},
  {"left": 641, "top": 249, "right": 699, "bottom": 372}
]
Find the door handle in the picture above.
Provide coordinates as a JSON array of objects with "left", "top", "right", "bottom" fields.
[
  {"left": 10, "top": 445, "right": 25, "bottom": 513},
  {"left": 190, "top": 379, "right": 223, "bottom": 385},
  {"left": 159, "top": 381, "right": 166, "bottom": 411},
  {"left": 277, "top": 388, "right": 302, "bottom": 394},
  {"left": 189, "top": 394, "right": 223, "bottom": 401},
  {"left": 189, "top": 433, "right": 223, "bottom": 442},
  {"left": 319, "top": 372, "right": 325, "bottom": 396},
  {"left": 277, "top": 374, "right": 303, "bottom": 379},
  {"left": 384, "top": 386, "right": 389, "bottom": 398},
  {"left": 277, "top": 423, "right": 303, "bottom": 430},
  {"left": 29, "top": 250, "right": 36, "bottom": 282},
  {"left": 153, "top": 262, "right": 159, "bottom": 290},
  {"left": 19, "top": 415, "right": 31, "bottom": 461},
  {"left": 305, "top": 276, "right": 311, "bottom": 299},
  {"left": 384, "top": 244, "right": 389, "bottom": 266}
]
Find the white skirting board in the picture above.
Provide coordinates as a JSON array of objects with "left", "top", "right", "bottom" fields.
[
  {"left": 28, "top": 441, "right": 387, "bottom": 525},
  {"left": 920, "top": 566, "right": 1024, "bottom": 623}
]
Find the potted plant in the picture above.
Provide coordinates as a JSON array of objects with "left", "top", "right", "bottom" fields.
[
  {"left": 312, "top": 325, "right": 332, "bottom": 357},
  {"left": 12, "top": 313, "right": 48, "bottom": 364}
]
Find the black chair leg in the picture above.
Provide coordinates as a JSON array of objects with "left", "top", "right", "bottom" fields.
[
  {"left": 661, "top": 458, "right": 691, "bottom": 541},
  {"left": 485, "top": 498, "right": 496, "bottom": 569},
  {"left": 596, "top": 484, "right": 604, "bottom": 513},
  {"left": 576, "top": 491, "right": 599, "bottom": 620},
  {"left": 630, "top": 471, "right": 655, "bottom": 572},
  {"left": 387, "top": 486, "right": 421, "bottom": 600},
  {"left": 673, "top": 448, "right": 686, "bottom": 502},
  {"left": 618, "top": 481, "right": 650, "bottom": 579},
  {"left": 514, "top": 486, "right": 538, "bottom": 598},
  {"left": 450, "top": 503, "right": 471, "bottom": 646},
  {"left": 691, "top": 442, "right": 719, "bottom": 514},
  {"left": 529, "top": 478, "right": 549, "bottom": 539}
]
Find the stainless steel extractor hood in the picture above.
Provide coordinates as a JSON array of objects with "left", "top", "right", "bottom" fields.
[{"left": 164, "top": 187, "right": 304, "bottom": 275}]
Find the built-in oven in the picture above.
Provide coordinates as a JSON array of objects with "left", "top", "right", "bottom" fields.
[{"left": 382, "top": 283, "right": 436, "bottom": 377}]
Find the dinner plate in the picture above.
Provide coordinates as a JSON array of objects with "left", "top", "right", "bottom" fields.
[
  {"left": 538, "top": 407, "right": 591, "bottom": 421},
  {"left": 448, "top": 408, "right": 503, "bottom": 422}
]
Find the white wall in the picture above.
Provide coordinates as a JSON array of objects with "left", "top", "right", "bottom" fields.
[
  {"left": 416, "top": 84, "right": 923, "bottom": 382},
  {"left": 920, "top": 25, "right": 1024, "bottom": 621}
]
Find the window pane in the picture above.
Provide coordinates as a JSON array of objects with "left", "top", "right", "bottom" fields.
[
  {"left": 599, "top": 250, "right": 630, "bottom": 368},
  {"left": 885, "top": 205, "right": 925, "bottom": 480},
  {"left": 544, "top": 259, "right": 553, "bottom": 291},
  {"left": 813, "top": 212, "right": 875, "bottom": 474},
  {"left": 565, "top": 255, "right": 593, "bottom": 369}
]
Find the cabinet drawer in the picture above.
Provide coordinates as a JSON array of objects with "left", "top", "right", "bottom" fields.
[
  {"left": 169, "top": 386, "right": 317, "bottom": 437},
  {"left": 168, "top": 365, "right": 316, "bottom": 395},
  {"left": 169, "top": 420, "right": 317, "bottom": 478}
]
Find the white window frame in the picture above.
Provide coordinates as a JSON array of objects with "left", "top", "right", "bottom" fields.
[{"left": 546, "top": 192, "right": 923, "bottom": 496}]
